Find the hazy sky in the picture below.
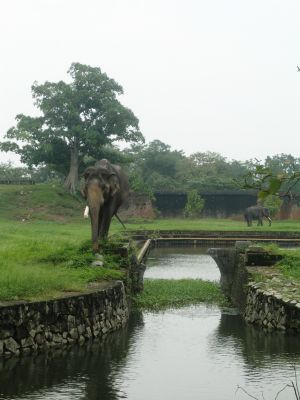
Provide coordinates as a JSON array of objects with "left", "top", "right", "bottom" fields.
[{"left": 1, "top": 0, "right": 300, "bottom": 164}]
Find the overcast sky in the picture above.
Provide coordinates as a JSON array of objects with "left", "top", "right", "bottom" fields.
[{"left": 1, "top": 0, "right": 300, "bottom": 164}]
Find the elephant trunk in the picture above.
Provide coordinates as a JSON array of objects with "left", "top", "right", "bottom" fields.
[
  {"left": 89, "top": 204, "right": 100, "bottom": 253},
  {"left": 87, "top": 182, "right": 104, "bottom": 253}
]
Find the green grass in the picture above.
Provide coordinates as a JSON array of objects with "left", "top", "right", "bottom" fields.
[
  {"left": 0, "top": 183, "right": 84, "bottom": 222},
  {"left": 277, "top": 254, "right": 300, "bottom": 280},
  {"left": 0, "top": 183, "right": 299, "bottom": 301},
  {"left": 132, "top": 279, "right": 228, "bottom": 310},
  {"left": 0, "top": 219, "right": 124, "bottom": 301},
  {"left": 125, "top": 217, "right": 300, "bottom": 232},
  {"left": 262, "top": 244, "right": 300, "bottom": 281}
]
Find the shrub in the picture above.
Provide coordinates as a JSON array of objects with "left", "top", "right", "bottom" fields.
[
  {"left": 264, "top": 195, "right": 283, "bottom": 217},
  {"left": 184, "top": 190, "right": 205, "bottom": 218}
]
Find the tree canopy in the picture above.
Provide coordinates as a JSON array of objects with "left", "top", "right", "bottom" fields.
[
  {"left": 124, "top": 141, "right": 250, "bottom": 194},
  {"left": 241, "top": 155, "right": 300, "bottom": 200},
  {"left": 1, "top": 63, "right": 144, "bottom": 193}
]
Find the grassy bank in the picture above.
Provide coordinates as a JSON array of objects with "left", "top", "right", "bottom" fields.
[
  {"left": 263, "top": 244, "right": 300, "bottom": 281},
  {"left": 132, "top": 279, "right": 228, "bottom": 310},
  {"left": 1, "top": 183, "right": 300, "bottom": 302},
  {"left": 0, "top": 219, "right": 124, "bottom": 301},
  {"left": 125, "top": 218, "right": 300, "bottom": 232},
  {"left": 0, "top": 183, "right": 84, "bottom": 222}
]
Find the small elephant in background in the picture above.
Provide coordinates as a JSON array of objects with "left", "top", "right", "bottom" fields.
[
  {"left": 244, "top": 205, "right": 272, "bottom": 227},
  {"left": 82, "top": 159, "right": 129, "bottom": 253}
]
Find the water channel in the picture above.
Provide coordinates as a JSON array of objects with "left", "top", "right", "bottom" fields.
[{"left": 0, "top": 246, "right": 300, "bottom": 400}]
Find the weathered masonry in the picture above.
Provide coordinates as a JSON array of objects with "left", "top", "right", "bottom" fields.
[
  {"left": 0, "top": 281, "right": 129, "bottom": 358},
  {"left": 209, "top": 243, "right": 300, "bottom": 332}
]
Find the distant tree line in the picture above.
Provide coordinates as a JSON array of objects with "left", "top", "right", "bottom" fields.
[{"left": 2, "top": 144, "right": 300, "bottom": 198}]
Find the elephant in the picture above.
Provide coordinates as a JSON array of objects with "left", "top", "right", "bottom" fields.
[
  {"left": 82, "top": 159, "right": 129, "bottom": 253},
  {"left": 244, "top": 205, "right": 272, "bottom": 227}
]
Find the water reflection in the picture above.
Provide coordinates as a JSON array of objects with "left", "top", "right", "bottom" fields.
[
  {"left": 1, "top": 247, "right": 299, "bottom": 400},
  {"left": 1, "top": 308, "right": 299, "bottom": 400},
  {"left": 145, "top": 246, "right": 220, "bottom": 281},
  {"left": 0, "top": 313, "right": 145, "bottom": 400},
  {"left": 209, "top": 312, "right": 300, "bottom": 399}
]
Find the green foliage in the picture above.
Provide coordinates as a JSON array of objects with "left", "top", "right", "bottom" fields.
[
  {"left": 125, "top": 144, "right": 249, "bottom": 194},
  {"left": 0, "top": 162, "right": 30, "bottom": 180},
  {"left": 260, "top": 244, "right": 300, "bottom": 281},
  {"left": 269, "top": 245, "right": 300, "bottom": 281},
  {"left": 43, "top": 239, "right": 122, "bottom": 270},
  {"left": 0, "top": 162, "right": 63, "bottom": 183},
  {"left": 0, "top": 63, "right": 144, "bottom": 192},
  {"left": 263, "top": 195, "right": 283, "bottom": 217},
  {"left": 184, "top": 190, "right": 205, "bottom": 217},
  {"left": 240, "top": 155, "right": 300, "bottom": 199},
  {"left": 277, "top": 254, "right": 300, "bottom": 281},
  {"left": 125, "top": 140, "right": 184, "bottom": 192},
  {"left": 128, "top": 170, "right": 154, "bottom": 199},
  {"left": 0, "top": 219, "right": 124, "bottom": 301},
  {"left": 132, "top": 279, "right": 228, "bottom": 310}
]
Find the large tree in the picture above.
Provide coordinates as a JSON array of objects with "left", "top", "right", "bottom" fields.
[{"left": 0, "top": 63, "right": 144, "bottom": 193}]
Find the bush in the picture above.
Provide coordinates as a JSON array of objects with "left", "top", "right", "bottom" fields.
[
  {"left": 184, "top": 190, "right": 205, "bottom": 218},
  {"left": 264, "top": 195, "right": 283, "bottom": 217}
]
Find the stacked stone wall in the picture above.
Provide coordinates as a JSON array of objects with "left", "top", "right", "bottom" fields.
[
  {"left": 0, "top": 281, "right": 129, "bottom": 358},
  {"left": 209, "top": 243, "right": 300, "bottom": 332},
  {"left": 245, "top": 284, "right": 300, "bottom": 332}
]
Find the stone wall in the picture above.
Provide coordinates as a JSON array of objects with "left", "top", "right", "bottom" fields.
[
  {"left": 0, "top": 281, "right": 129, "bottom": 358},
  {"left": 245, "top": 283, "right": 300, "bottom": 331},
  {"left": 119, "top": 192, "right": 155, "bottom": 219},
  {"left": 209, "top": 243, "right": 300, "bottom": 332}
]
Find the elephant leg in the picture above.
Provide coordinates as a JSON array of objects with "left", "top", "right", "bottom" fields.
[{"left": 99, "top": 208, "right": 113, "bottom": 240}]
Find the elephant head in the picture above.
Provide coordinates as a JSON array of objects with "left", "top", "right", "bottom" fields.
[{"left": 82, "top": 159, "right": 128, "bottom": 253}]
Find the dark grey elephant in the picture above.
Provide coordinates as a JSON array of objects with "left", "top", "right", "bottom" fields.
[
  {"left": 82, "top": 159, "right": 129, "bottom": 253},
  {"left": 244, "top": 205, "right": 272, "bottom": 227}
]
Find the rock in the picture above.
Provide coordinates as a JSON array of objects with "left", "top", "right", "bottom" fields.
[
  {"left": 35, "top": 333, "right": 46, "bottom": 345},
  {"left": 79, "top": 335, "right": 85, "bottom": 344},
  {"left": 4, "top": 337, "right": 20, "bottom": 354},
  {"left": 78, "top": 325, "right": 85, "bottom": 335},
  {"left": 0, "top": 329, "right": 14, "bottom": 340},
  {"left": 94, "top": 253, "right": 104, "bottom": 261},
  {"left": 21, "top": 337, "right": 34, "bottom": 348},
  {"left": 52, "top": 334, "right": 63, "bottom": 344},
  {"left": 69, "top": 328, "right": 79, "bottom": 340},
  {"left": 91, "top": 260, "right": 104, "bottom": 267},
  {"left": 29, "top": 329, "right": 36, "bottom": 338}
]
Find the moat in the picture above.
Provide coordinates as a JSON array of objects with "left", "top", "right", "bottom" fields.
[{"left": 0, "top": 246, "right": 299, "bottom": 400}]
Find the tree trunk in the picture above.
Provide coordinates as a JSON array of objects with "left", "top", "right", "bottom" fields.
[{"left": 64, "top": 144, "right": 79, "bottom": 194}]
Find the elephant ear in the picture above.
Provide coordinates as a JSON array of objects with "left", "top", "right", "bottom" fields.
[{"left": 83, "top": 167, "right": 96, "bottom": 181}]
